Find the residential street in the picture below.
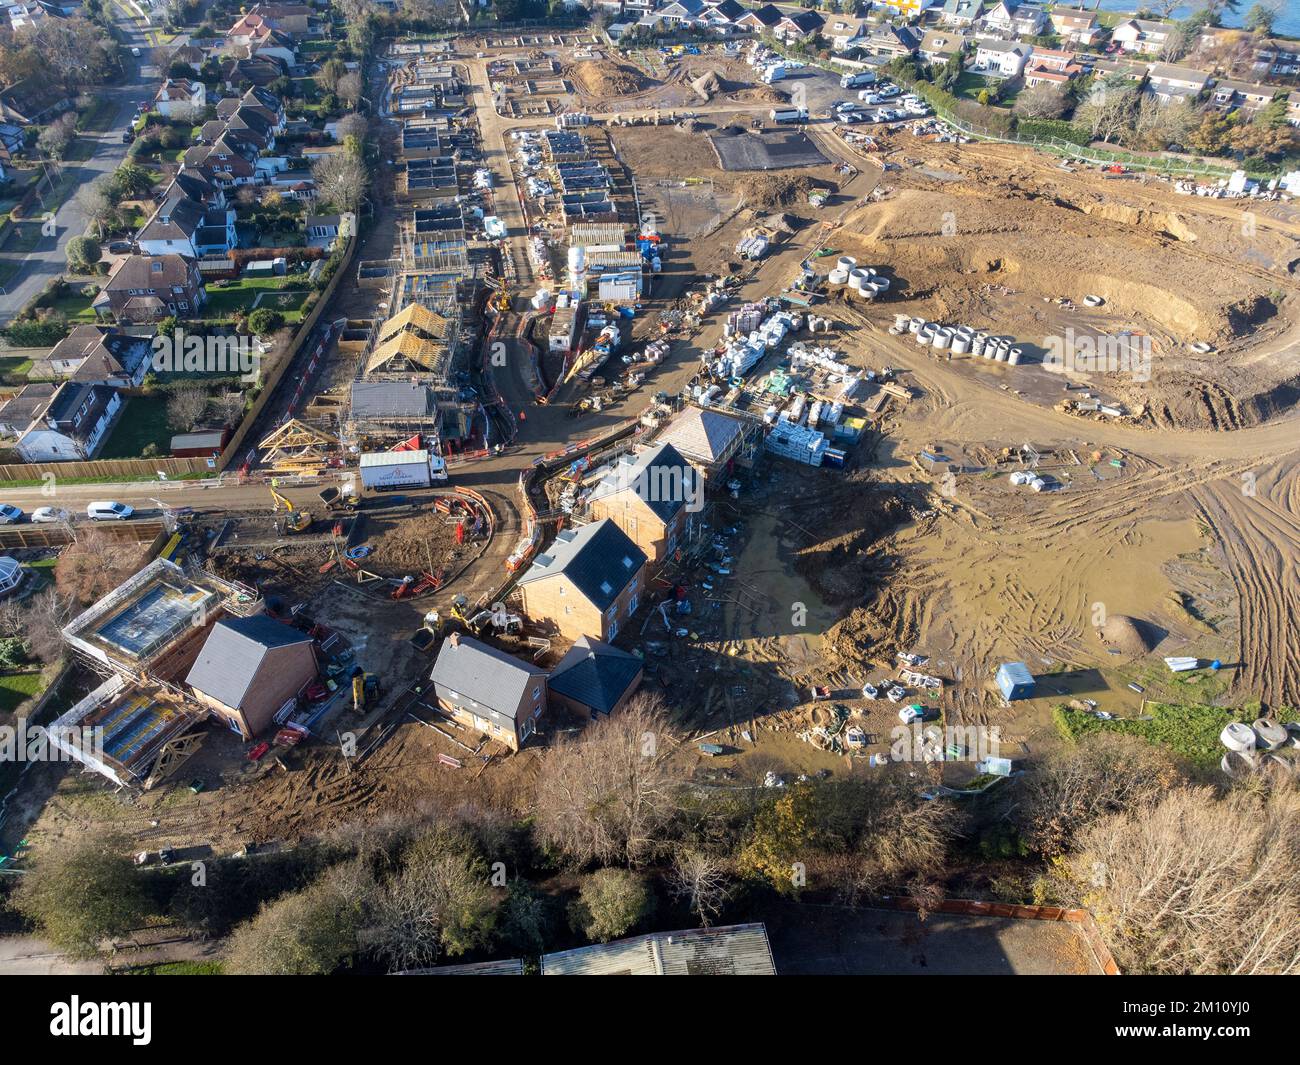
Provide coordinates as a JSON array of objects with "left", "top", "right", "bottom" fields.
[{"left": 0, "top": 13, "right": 166, "bottom": 323}]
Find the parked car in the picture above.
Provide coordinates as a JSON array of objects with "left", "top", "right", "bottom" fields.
[
  {"left": 87, "top": 501, "right": 134, "bottom": 521},
  {"left": 131, "top": 46, "right": 141, "bottom": 57},
  {"left": 122, "top": 129, "right": 135, "bottom": 144},
  {"left": 108, "top": 240, "right": 133, "bottom": 253},
  {"left": 30, "top": 507, "right": 71, "bottom": 524},
  {"left": 0, "top": 504, "right": 22, "bottom": 524}
]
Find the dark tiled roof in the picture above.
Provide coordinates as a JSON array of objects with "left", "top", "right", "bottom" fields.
[
  {"left": 429, "top": 635, "right": 543, "bottom": 720},
  {"left": 586, "top": 441, "right": 699, "bottom": 524},
  {"left": 517, "top": 519, "right": 646, "bottom": 611},
  {"left": 548, "top": 636, "right": 642, "bottom": 714}
]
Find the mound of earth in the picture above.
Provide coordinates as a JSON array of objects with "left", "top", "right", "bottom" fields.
[
  {"left": 691, "top": 70, "right": 723, "bottom": 100},
  {"left": 1096, "top": 613, "right": 1162, "bottom": 655},
  {"left": 738, "top": 173, "right": 815, "bottom": 209},
  {"left": 570, "top": 59, "right": 649, "bottom": 97}
]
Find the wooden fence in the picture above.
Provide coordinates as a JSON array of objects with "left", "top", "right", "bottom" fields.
[
  {"left": 0, "top": 457, "right": 212, "bottom": 482},
  {"left": 217, "top": 233, "right": 358, "bottom": 473}
]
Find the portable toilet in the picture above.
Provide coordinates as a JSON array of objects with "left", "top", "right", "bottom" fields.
[{"left": 995, "top": 662, "right": 1035, "bottom": 701}]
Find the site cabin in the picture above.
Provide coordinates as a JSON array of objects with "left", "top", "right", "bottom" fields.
[
  {"left": 428, "top": 632, "right": 546, "bottom": 751},
  {"left": 515, "top": 519, "right": 648, "bottom": 643},
  {"left": 584, "top": 442, "right": 700, "bottom": 564},
  {"left": 185, "top": 615, "right": 319, "bottom": 739}
]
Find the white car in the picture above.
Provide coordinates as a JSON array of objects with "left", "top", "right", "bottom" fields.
[
  {"left": 0, "top": 504, "right": 22, "bottom": 524},
  {"left": 30, "top": 507, "right": 71, "bottom": 524},
  {"left": 87, "top": 501, "right": 134, "bottom": 521}
]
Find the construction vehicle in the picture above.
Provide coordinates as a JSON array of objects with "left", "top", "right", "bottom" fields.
[
  {"left": 484, "top": 275, "right": 511, "bottom": 314},
  {"left": 351, "top": 667, "right": 380, "bottom": 713},
  {"left": 465, "top": 608, "right": 523, "bottom": 637},
  {"left": 270, "top": 488, "right": 311, "bottom": 533},
  {"left": 318, "top": 483, "right": 359, "bottom": 512}
]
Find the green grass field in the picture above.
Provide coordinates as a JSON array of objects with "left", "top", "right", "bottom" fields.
[
  {"left": 97, "top": 394, "right": 176, "bottom": 459},
  {"left": 203, "top": 276, "right": 311, "bottom": 321},
  {"left": 1054, "top": 701, "right": 1298, "bottom": 768},
  {"left": 45, "top": 290, "right": 102, "bottom": 323},
  {"left": 0, "top": 671, "right": 45, "bottom": 716}
]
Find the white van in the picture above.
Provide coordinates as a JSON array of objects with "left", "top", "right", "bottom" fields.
[{"left": 87, "top": 501, "right": 134, "bottom": 521}]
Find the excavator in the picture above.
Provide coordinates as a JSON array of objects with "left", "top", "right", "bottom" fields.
[
  {"left": 484, "top": 275, "right": 511, "bottom": 314},
  {"left": 270, "top": 488, "right": 311, "bottom": 533},
  {"left": 449, "top": 594, "right": 523, "bottom": 636},
  {"left": 351, "top": 667, "right": 380, "bottom": 713}
]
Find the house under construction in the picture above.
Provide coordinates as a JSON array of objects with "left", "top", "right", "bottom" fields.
[{"left": 51, "top": 558, "right": 264, "bottom": 787}]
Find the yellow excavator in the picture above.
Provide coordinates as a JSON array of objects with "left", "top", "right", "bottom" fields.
[
  {"left": 485, "top": 275, "right": 511, "bottom": 314},
  {"left": 270, "top": 487, "right": 311, "bottom": 533}
]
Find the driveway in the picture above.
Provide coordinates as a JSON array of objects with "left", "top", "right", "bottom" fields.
[{"left": 0, "top": 14, "right": 167, "bottom": 323}]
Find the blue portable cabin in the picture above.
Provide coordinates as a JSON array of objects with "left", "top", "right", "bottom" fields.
[{"left": 996, "top": 662, "right": 1035, "bottom": 701}]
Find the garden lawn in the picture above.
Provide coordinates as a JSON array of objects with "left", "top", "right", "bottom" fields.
[
  {"left": 202, "top": 276, "right": 312, "bottom": 322},
  {"left": 0, "top": 671, "right": 45, "bottom": 716},
  {"left": 46, "top": 290, "right": 102, "bottom": 323},
  {"left": 97, "top": 394, "right": 175, "bottom": 459}
]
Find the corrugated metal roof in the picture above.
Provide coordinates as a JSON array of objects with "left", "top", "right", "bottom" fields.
[
  {"left": 548, "top": 636, "right": 642, "bottom": 714},
  {"left": 516, "top": 519, "right": 646, "bottom": 611},
  {"left": 429, "top": 636, "right": 544, "bottom": 722},
  {"left": 185, "top": 615, "right": 312, "bottom": 711},
  {"left": 542, "top": 923, "right": 776, "bottom": 976}
]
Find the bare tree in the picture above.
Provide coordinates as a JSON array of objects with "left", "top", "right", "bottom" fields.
[
  {"left": 1055, "top": 784, "right": 1300, "bottom": 975},
  {"left": 19, "top": 587, "right": 76, "bottom": 663},
  {"left": 166, "top": 386, "right": 209, "bottom": 431},
  {"left": 214, "top": 391, "right": 247, "bottom": 429},
  {"left": 337, "top": 72, "right": 363, "bottom": 110},
  {"left": 77, "top": 175, "right": 118, "bottom": 240},
  {"left": 335, "top": 112, "right": 368, "bottom": 146},
  {"left": 312, "top": 152, "right": 368, "bottom": 213},
  {"left": 1012, "top": 83, "right": 1068, "bottom": 120},
  {"left": 1017, "top": 732, "right": 1182, "bottom": 857},
  {"left": 37, "top": 114, "right": 78, "bottom": 159},
  {"left": 668, "top": 850, "right": 733, "bottom": 927},
  {"left": 55, "top": 531, "right": 146, "bottom": 607},
  {"left": 534, "top": 694, "right": 683, "bottom": 866}
]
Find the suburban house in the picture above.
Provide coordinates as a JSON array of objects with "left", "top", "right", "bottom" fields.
[
  {"left": 5, "top": 2, "right": 46, "bottom": 32},
  {"left": 515, "top": 518, "right": 648, "bottom": 642},
  {"left": 734, "top": 3, "right": 782, "bottom": 33},
  {"left": 1111, "top": 18, "right": 1174, "bottom": 56},
  {"left": 1023, "top": 48, "right": 1082, "bottom": 87},
  {"left": 654, "top": 0, "right": 705, "bottom": 25},
  {"left": 226, "top": 3, "right": 314, "bottom": 46},
  {"left": 96, "top": 254, "right": 207, "bottom": 324},
  {"left": 980, "top": 0, "right": 1048, "bottom": 38},
  {"left": 168, "top": 43, "right": 207, "bottom": 74},
  {"left": 1146, "top": 62, "right": 1211, "bottom": 105},
  {"left": 863, "top": 24, "right": 922, "bottom": 61},
  {"left": 655, "top": 404, "right": 750, "bottom": 481},
  {"left": 136, "top": 188, "right": 237, "bottom": 258},
  {"left": 0, "top": 74, "right": 70, "bottom": 125},
  {"left": 827, "top": 17, "right": 870, "bottom": 52},
  {"left": 1251, "top": 38, "right": 1300, "bottom": 79},
  {"left": 182, "top": 134, "right": 260, "bottom": 189},
  {"left": 219, "top": 53, "right": 287, "bottom": 88},
  {"left": 428, "top": 633, "right": 546, "bottom": 750},
  {"left": 27, "top": 324, "right": 152, "bottom": 387},
  {"left": 547, "top": 636, "right": 644, "bottom": 721},
  {"left": 1210, "top": 80, "right": 1281, "bottom": 115},
  {"left": 16, "top": 381, "right": 122, "bottom": 462},
  {"left": 920, "top": 30, "right": 966, "bottom": 64},
  {"left": 774, "top": 9, "right": 825, "bottom": 41},
  {"left": 1288, "top": 91, "right": 1300, "bottom": 127},
  {"left": 304, "top": 212, "right": 353, "bottom": 247},
  {"left": 1050, "top": 6, "right": 1101, "bottom": 46},
  {"left": 585, "top": 441, "right": 700, "bottom": 564},
  {"left": 940, "top": 0, "right": 985, "bottom": 27},
  {"left": 972, "top": 38, "right": 1033, "bottom": 78},
  {"left": 186, "top": 615, "right": 318, "bottom": 739},
  {"left": 153, "top": 78, "right": 206, "bottom": 118},
  {"left": 217, "top": 86, "right": 286, "bottom": 134},
  {"left": 0, "top": 383, "right": 55, "bottom": 436}
]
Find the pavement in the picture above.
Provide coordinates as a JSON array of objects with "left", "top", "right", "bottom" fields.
[{"left": 0, "top": 13, "right": 166, "bottom": 323}]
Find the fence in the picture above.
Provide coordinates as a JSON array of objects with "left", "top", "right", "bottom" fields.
[
  {"left": 0, "top": 457, "right": 212, "bottom": 482},
  {"left": 216, "top": 233, "right": 357, "bottom": 473}
]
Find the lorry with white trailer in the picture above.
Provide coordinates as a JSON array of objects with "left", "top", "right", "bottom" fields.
[
  {"left": 358, "top": 449, "right": 448, "bottom": 491},
  {"left": 770, "top": 106, "right": 808, "bottom": 123},
  {"left": 840, "top": 71, "right": 876, "bottom": 89}
]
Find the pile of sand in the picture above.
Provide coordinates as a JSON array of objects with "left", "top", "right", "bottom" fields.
[
  {"left": 1096, "top": 614, "right": 1160, "bottom": 655},
  {"left": 570, "top": 59, "right": 649, "bottom": 97},
  {"left": 691, "top": 70, "right": 723, "bottom": 100}
]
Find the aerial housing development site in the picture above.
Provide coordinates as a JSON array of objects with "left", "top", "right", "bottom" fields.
[{"left": 0, "top": 0, "right": 1296, "bottom": 1031}]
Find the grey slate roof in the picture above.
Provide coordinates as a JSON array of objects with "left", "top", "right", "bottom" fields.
[
  {"left": 350, "top": 381, "right": 436, "bottom": 419},
  {"left": 541, "top": 923, "right": 776, "bottom": 976},
  {"left": 429, "top": 635, "right": 543, "bottom": 721},
  {"left": 585, "top": 441, "right": 699, "bottom": 524},
  {"left": 548, "top": 636, "right": 642, "bottom": 715},
  {"left": 516, "top": 519, "right": 646, "bottom": 612},
  {"left": 186, "top": 614, "right": 312, "bottom": 710}
]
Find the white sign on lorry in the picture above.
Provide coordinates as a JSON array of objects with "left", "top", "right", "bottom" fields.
[{"left": 359, "top": 449, "right": 445, "bottom": 490}]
